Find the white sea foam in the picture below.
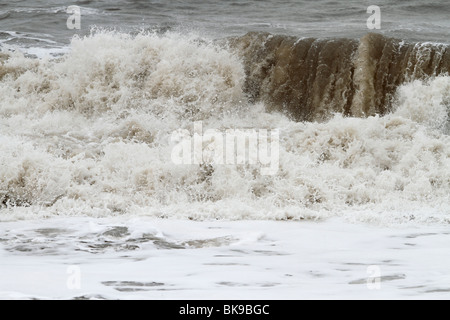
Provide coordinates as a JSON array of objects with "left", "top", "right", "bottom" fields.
[
  {"left": 1, "top": 217, "right": 450, "bottom": 299},
  {"left": 0, "top": 31, "right": 448, "bottom": 224}
]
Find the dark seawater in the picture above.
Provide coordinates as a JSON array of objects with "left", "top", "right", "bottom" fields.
[
  {"left": 0, "top": 0, "right": 449, "bottom": 50},
  {"left": 229, "top": 32, "right": 450, "bottom": 120}
]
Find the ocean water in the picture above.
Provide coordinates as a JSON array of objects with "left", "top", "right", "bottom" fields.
[{"left": 0, "top": 0, "right": 449, "bottom": 300}]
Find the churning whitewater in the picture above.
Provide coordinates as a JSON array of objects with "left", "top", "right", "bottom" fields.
[{"left": 0, "top": 31, "right": 449, "bottom": 224}]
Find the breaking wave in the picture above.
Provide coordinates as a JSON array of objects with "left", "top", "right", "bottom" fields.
[
  {"left": 0, "top": 31, "right": 449, "bottom": 224},
  {"left": 229, "top": 32, "right": 450, "bottom": 121}
]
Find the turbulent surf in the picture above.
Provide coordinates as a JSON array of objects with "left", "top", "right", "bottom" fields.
[{"left": 0, "top": 31, "right": 449, "bottom": 224}]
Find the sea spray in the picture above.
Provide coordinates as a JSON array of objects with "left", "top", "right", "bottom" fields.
[{"left": 0, "top": 31, "right": 448, "bottom": 224}]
